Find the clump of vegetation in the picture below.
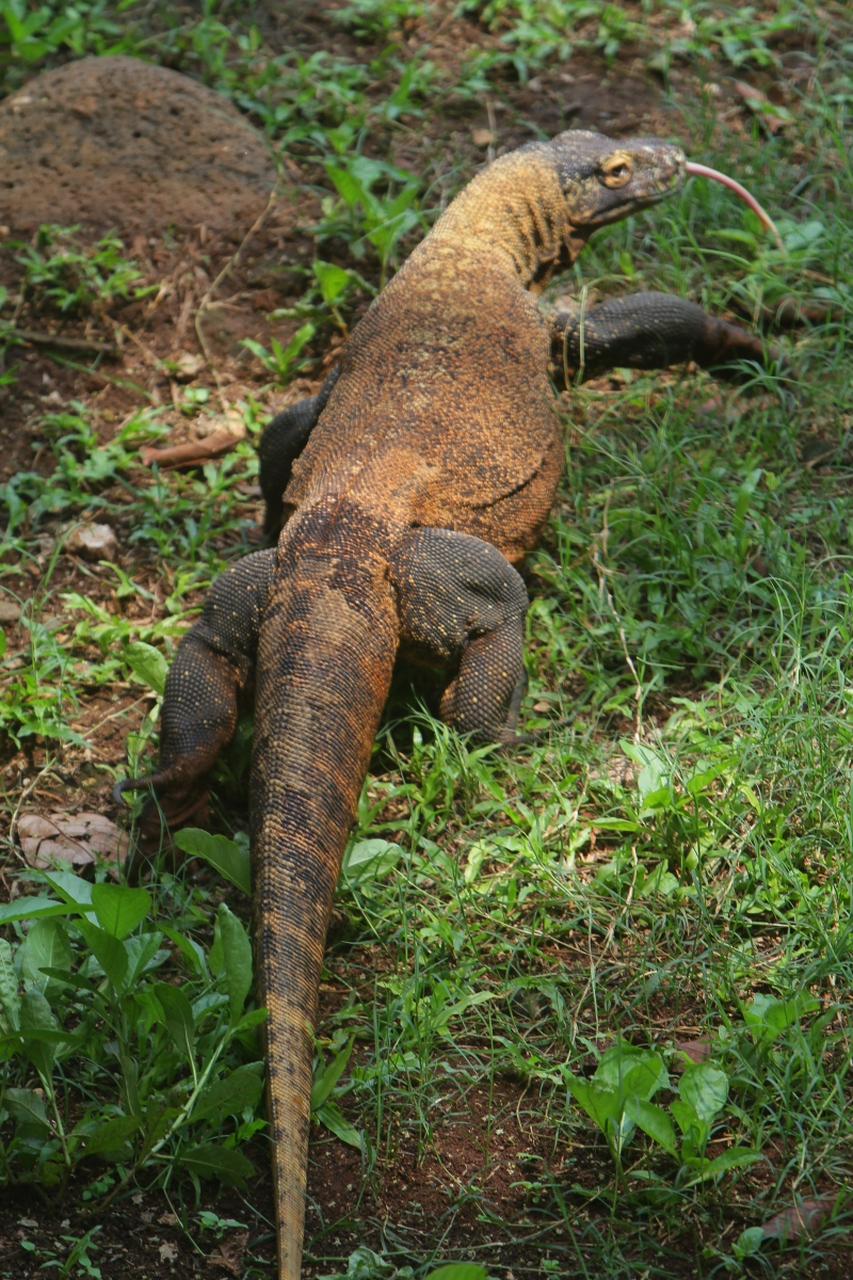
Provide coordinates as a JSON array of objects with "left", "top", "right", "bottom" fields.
[{"left": 13, "top": 225, "right": 152, "bottom": 317}]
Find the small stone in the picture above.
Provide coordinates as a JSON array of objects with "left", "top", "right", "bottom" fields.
[{"left": 64, "top": 522, "right": 118, "bottom": 562}]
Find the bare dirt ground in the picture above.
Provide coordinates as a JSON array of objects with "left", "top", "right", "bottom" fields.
[{"left": 0, "top": 2, "right": 844, "bottom": 1277}]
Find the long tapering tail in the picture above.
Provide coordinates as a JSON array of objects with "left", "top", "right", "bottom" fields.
[{"left": 249, "top": 498, "right": 399, "bottom": 1279}]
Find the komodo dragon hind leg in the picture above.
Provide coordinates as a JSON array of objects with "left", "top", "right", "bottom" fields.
[
  {"left": 392, "top": 527, "right": 530, "bottom": 743},
  {"left": 259, "top": 365, "right": 340, "bottom": 537},
  {"left": 549, "top": 292, "right": 784, "bottom": 384},
  {"left": 114, "top": 548, "right": 275, "bottom": 871}
]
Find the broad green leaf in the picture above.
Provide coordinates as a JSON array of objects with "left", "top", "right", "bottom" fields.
[
  {"left": 153, "top": 982, "right": 196, "bottom": 1062},
  {"left": 623, "top": 1096, "right": 677, "bottom": 1156},
  {"left": 216, "top": 904, "right": 253, "bottom": 1023},
  {"left": 734, "top": 1227, "right": 766, "bottom": 1259},
  {"left": 312, "top": 1038, "right": 354, "bottom": 1111},
  {"left": 638, "top": 864, "right": 680, "bottom": 899},
  {"left": 178, "top": 1142, "right": 255, "bottom": 1187},
  {"left": 233, "top": 1006, "right": 268, "bottom": 1035},
  {"left": 620, "top": 1054, "right": 669, "bottom": 1102},
  {"left": 342, "top": 839, "right": 402, "bottom": 886},
  {"left": 124, "top": 932, "right": 167, "bottom": 986},
  {"left": 314, "top": 1099, "right": 362, "bottom": 1150},
  {"left": 0, "top": 937, "right": 20, "bottom": 1030},
  {"left": 19, "top": 988, "right": 59, "bottom": 1079},
  {"left": 597, "top": 1045, "right": 668, "bottom": 1101},
  {"left": 41, "top": 870, "right": 93, "bottom": 906},
  {"left": 162, "top": 925, "right": 208, "bottom": 978},
  {"left": 124, "top": 640, "right": 168, "bottom": 694},
  {"left": 620, "top": 740, "right": 669, "bottom": 803},
  {"left": 21, "top": 918, "right": 72, "bottom": 997},
  {"left": 326, "top": 163, "right": 369, "bottom": 208},
  {"left": 679, "top": 1062, "right": 728, "bottom": 1120},
  {"left": 313, "top": 259, "right": 352, "bottom": 305},
  {"left": 174, "top": 829, "right": 251, "bottom": 896},
  {"left": 670, "top": 1097, "right": 706, "bottom": 1144},
  {"left": 193, "top": 1065, "right": 264, "bottom": 1123},
  {"left": 565, "top": 1075, "right": 621, "bottom": 1130},
  {"left": 743, "top": 993, "right": 820, "bottom": 1043},
  {"left": 77, "top": 919, "right": 129, "bottom": 990},
  {"left": 4, "top": 1087, "right": 49, "bottom": 1135},
  {"left": 732, "top": 468, "right": 763, "bottom": 536},
  {"left": 0, "top": 895, "right": 71, "bottom": 925},
  {"left": 280, "top": 321, "right": 316, "bottom": 366},
  {"left": 141, "top": 1099, "right": 182, "bottom": 1150},
  {"left": 37, "top": 966, "right": 101, "bottom": 996},
  {"left": 424, "top": 1267, "right": 488, "bottom": 1280},
  {"left": 82, "top": 1113, "right": 143, "bottom": 1159},
  {"left": 683, "top": 1146, "right": 763, "bottom": 1186},
  {"left": 90, "top": 883, "right": 151, "bottom": 939}
]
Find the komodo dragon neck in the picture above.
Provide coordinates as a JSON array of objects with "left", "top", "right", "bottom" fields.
[{"left": 426, "top": 146, "right": 581, "bottom": 290}]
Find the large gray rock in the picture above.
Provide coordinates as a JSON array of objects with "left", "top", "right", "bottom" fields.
[{"left": 0, "top": 55, "right": 277, "bottom": 233}]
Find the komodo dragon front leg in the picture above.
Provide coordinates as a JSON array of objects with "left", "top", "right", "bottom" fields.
[{"left": 549, "top": 291, "right": 780, "bottom": 382}]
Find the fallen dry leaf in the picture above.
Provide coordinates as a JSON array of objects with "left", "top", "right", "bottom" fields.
[
  {"left": 761, "top": 1197, "right": 837, "bottom": 1241},
  {"left": 158, "top": 1240, "right": 179, "bottom": 1262},
  {"left": 209, "top": 1232, "right": 249, "bottom": 1274},
  {"left": 674, "top": 1038, "right": 713, "bottom": 1067},
  {"left": 17, "top": 812, "right": 129, "bottom": 873}
]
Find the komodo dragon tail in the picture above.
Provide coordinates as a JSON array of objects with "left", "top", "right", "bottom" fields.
[{"left": 250, "top": 495, "right": 399, "bottom": 1280}]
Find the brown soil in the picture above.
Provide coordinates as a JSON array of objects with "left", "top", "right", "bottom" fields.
[
  {"left": 0, "top": 56, "right": 277, "bottom": 235},
  {"left": 2, "top": 3, "right": 850, "bottom": 1278}
]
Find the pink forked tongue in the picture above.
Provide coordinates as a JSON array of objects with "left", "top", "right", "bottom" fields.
[{"left": 685, "top": 161, "right": 784, "bottom": 251}]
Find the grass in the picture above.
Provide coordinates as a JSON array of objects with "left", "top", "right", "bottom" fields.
[{"left": 2, "top": 1, "right": 853, "bottom": 1277}]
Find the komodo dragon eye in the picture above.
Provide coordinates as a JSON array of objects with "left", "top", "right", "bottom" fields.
[{"left": 600, "top": 155, "right": 633, "bottom": 187}]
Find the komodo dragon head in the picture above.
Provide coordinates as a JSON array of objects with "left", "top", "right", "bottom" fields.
[
  {"left": 430, "top": 129, "right": 687, "bottom": 291},
  {"left": 550, "top": 128, "right": 686, "bottom": 226}
]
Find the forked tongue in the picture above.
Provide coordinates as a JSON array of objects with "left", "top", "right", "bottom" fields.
[{"left": 685, "top": 161, "right": 784, "bottom": 251}]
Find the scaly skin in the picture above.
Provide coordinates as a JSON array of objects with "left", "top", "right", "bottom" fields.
[{"left": 116, "top": 131, "right": 778, "bottom": 1278}]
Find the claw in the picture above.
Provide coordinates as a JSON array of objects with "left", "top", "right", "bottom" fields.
[{"left": 112, "top": 775, "right": 154, "bottom": 805}]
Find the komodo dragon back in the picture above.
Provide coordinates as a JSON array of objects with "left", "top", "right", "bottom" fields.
[{"left": 118, "top": 131, "right": 753, "bottom": 1279}]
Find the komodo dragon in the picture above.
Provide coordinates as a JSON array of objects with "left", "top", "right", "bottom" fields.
[{"left": 116, "top": 130, "right": 782, "bottom": 1278}]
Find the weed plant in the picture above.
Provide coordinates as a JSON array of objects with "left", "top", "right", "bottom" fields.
[{"left": 1, "top": 1, "right": 852, "bottom": 1276}]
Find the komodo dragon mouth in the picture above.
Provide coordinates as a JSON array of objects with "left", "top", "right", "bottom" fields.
[{"left": 114, "top": 130, "right": 785, "bottom": 1280}]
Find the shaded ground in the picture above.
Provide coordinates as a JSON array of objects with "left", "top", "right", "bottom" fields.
[{"left": 2, "top": 1, "right": 851, "bottom": 1277}]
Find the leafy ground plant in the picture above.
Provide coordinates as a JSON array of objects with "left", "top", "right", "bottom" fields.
[{"left": 0, "top": 872, "right": 265, "bottom": 1202}]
